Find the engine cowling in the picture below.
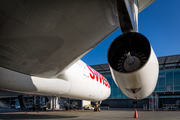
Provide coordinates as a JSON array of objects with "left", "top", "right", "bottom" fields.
[{"left": 107, "top": 32, "right": 159, "bottom": 99}]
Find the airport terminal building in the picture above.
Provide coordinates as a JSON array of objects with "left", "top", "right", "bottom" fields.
[
  {"left": 0, "top": 54, "right": 180, "bottom": 110},
  {"left": 91, "top": 54, "right": 180, "bottom": 109}
]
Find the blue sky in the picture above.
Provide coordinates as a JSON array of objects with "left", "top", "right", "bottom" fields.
[{"left": 82, "top": 0, "right": 180, "bottom": 65}]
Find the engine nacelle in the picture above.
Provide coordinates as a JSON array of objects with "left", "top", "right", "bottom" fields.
[{"left": 107, "top": 32, "right": 159, "bottom": 99}]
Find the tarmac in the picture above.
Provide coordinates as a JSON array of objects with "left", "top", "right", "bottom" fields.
[{"left": 0, "top": 108, "right": 180, "bottom": 120}]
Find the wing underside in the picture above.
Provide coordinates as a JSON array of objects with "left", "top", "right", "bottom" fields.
[{"left": 0, "top": 0, "right": 154, "bottom": 78}]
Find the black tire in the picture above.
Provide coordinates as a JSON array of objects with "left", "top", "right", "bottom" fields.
[{"left": 94, "top": 107, "right": 100, "bottom": 111}]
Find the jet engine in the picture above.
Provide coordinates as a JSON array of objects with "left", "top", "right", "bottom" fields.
[{"left": 107, "top": 32, "right": 159, "bottom": 99}]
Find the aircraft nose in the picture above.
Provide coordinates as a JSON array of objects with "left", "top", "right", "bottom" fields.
[{"left": 104, "top": 87, "right": 111, "bottom": 100}]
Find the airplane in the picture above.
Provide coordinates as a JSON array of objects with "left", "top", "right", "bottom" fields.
[{"left": 0, "top": 0, "right": 158, "bottom": 110}]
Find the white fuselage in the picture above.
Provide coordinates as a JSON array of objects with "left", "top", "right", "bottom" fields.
[{"left": 0, "top": 60, "right": 111, "bottom": 102}]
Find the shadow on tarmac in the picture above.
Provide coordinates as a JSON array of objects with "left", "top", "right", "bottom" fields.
[
  {"left": 0, "top": 114, "right": 78, "bottom": 119},
  {"left": 0, "top": 109, "right": 79, "bottom": 119}
]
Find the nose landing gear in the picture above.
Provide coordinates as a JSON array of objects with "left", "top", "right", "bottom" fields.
[{"left": 94, "top": 102, "right": 100, "bottom": 112}]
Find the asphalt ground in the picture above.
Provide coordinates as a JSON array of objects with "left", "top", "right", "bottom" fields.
[{"left": 0, "top": 108, "right": 180, "bottom": 120}]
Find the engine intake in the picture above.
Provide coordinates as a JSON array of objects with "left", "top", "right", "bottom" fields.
[
  {"left": 107, "top": 32, "right": 159, "bottom": 99},
  {"left": 108, "top": 32, "right": 151, "bottom": 73}
]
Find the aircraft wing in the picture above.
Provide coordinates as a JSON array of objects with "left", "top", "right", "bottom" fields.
[
  {"left": 138, "top": 0, "right": 155, "bottom": 13},
  {"left": 0, "top": 0, "right": 154, "bottom": 78}
]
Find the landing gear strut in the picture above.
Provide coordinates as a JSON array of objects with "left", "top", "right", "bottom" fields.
[{"left": 94, "top": 102, "right": 100, "bottom": 112}]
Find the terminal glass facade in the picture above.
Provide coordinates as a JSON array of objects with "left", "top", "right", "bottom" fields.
[{"left": 102, "top": 68, "right": 180, "bottom": 99}]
